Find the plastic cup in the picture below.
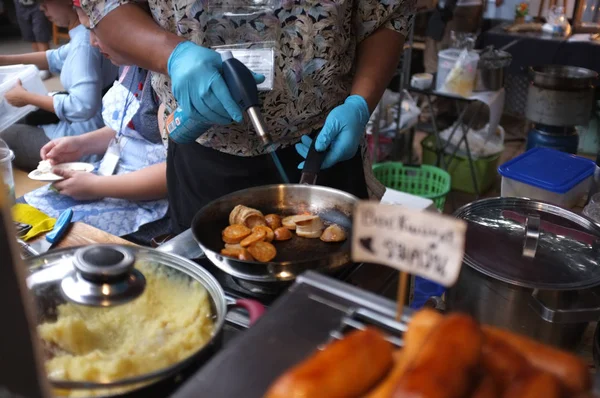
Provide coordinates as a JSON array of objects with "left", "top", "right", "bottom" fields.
[{"left": 0, "top": 139, "right": 16, "bottom": 204}]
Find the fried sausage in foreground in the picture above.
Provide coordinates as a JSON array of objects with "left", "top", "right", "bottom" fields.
[
  {"left": 265, "top": 328, "right": 393, "bottom": 398},
  {"left": 393, "top": 314, "right": 483, "bottom": 398},
  {"left": 482, "top": 326, "right": 591, "bottom": 394}
]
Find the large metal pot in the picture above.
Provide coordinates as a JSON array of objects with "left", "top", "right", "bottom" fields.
[
  {"left": 529, "top": 65, "right": 598, "bottom": 90},
  {"left": 25, "top": 245, "right": 263, "bottom": 397},
  {"left": 526, "top": 65, "right": 598, "bottom": 127},
  {"left": 448, "top": 197, "right": 600, "bottom": 350}
]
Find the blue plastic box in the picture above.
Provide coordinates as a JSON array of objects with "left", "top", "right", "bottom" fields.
[{"left": 498, "top": 148, "right": 596, "bottom": 208}]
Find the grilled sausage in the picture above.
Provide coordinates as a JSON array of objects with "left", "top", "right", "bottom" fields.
[
  {"left": 481, "top": 329, "right": 532, "bottom": 392},
  {"left": 392, "top": 314, "right": 483, "bottom": 398},
  {"left": 365, "top": 351, "right": 409, "bottom": 398},
  {"left": 320, "top": 224, "right": 347, "bottom": 242},
  {"left": 265, "top": 214, "right": 282, "bottom": 230},
  {"left": 471, "top": 374, "right": 500, "bottom": 398},
  {"left": 264, "top": 328, "right": 394, "bottom": 398},
  {"left": 229, "top": 205, "right": 265, "bottom": 228},
  {"left": 502, "top": 370, "right": 562, "bottom": 398},
  {"left": 402, "top": 309, "right": 443, "bottom": 364},
  {"left": 482, "top": 326, "right": 591, "bottom": 394}
]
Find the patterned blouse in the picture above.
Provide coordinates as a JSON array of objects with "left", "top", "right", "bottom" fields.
[{"left": 82, "top": 0, "right": 414, "bottom": 156}]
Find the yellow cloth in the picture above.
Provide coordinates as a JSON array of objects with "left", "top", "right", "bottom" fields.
[{"left": 11, "top": 204, "right": 56, "bottom": 241}]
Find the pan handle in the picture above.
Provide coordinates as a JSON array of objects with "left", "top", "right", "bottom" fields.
[
  {"left": 300, "top": 137, "right": 327, "bottom": 185},
  {"left": 228, "top": 298, "right": 266, "bottom": 326}
]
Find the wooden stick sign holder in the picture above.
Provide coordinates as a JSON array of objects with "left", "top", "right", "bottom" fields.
[
  {"left": 396, "top": 271, "right": 409, "bottom": 321},
  {"left": 351, "top": 201, "right": 468, "bottom": 319}
]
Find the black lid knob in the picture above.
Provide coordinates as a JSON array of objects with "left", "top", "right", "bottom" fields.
[
  {"left": 74, "top": 245, "right": 135, "bottom": 283},
  {"left": 62, "top": 245, "right": 146, "bottom": 307}
]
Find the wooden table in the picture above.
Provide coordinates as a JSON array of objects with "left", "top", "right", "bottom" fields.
[{"left": 30, "top": 222, "right": 134, "bottom": 249}]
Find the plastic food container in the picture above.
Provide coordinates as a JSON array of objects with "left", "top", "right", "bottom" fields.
[
  {"left": 0, "top": 139, "right": 15, "bottom": 204},
  {"left": 436, "top": 49, "right": 479, "bottom": 96},
  {"left": 436, "top": 49, "right": 461, "bottom": 92},
  {"left": 0, "top": 64, "right": 47, "bottom": 132},
  {"left": 498, "top": 147, "right": 596, "bottom": 208},
  {"left": 411, "top": 73, "right": 433, "bottom": 90}
]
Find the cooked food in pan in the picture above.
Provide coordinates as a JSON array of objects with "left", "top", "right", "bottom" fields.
[
  {"left": 265, "top": 309, "right": 592, "bottom": 398},
  {"left": 320, "top": 224, "right": 347, "bottom": 242},
  {"left": 247, "top": 241, "right": 277, "bottom": 262},
  {"left": 38, "top": 264, "right": 214, "bottom": 384},
  {"left": 229, "top": 205, "right": 267, "bottom": 228},
  {"left": 222, "top": 224, "right": 252, "bottom": 244},
  {"left": 220, "top": 205, "right": 347, "bottom": 263},
  {"left": 295, "top": 216, "right": 324, "bottom": 238},
  {"left": 265, "top": 214, "right": 282, "bottom": 230},
  {"left": 273, "top": 227, "right": 292, "bottom": 241}
]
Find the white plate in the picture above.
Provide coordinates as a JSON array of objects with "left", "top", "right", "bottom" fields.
[{"left": 28, "top": 162, "right": 95, "bottom": 182}]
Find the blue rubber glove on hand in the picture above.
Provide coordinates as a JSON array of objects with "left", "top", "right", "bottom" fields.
[
  {"left": 168, "top": 41, "right": 265, "bottom": 128},
  {"left": 295, "top": 95, "right": 370, "bottom": 169}
]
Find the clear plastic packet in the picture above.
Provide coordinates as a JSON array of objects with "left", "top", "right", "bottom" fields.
[
  {"left": 442, "top": 49, "right": 479, "bottom": 97},
  {"left": 213, "top": 42, "right": 276, "bottom": 91}
]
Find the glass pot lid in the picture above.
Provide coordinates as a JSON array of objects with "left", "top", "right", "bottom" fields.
[
  {"left": 25, "top": 245, "right": 223, "bottom": 391},
  {"left": 454, "top": 197, "right": 600, "bottom": 290}
]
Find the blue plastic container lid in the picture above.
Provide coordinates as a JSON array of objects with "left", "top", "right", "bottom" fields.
[{"left": 498, "top": 148, "right": 596, "bottom": 194}]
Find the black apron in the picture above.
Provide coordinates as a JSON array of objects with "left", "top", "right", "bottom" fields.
[{"left": 167, "top": 138, "right": 369, "bottom": 234}]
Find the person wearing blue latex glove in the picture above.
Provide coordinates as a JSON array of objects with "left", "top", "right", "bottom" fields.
[
  {"left": 295, "top": 95, "right": 370, "bottom": 170},
  {"left": 79, "top": 0, "right": 411, "bottom": 234},
  {"left": 167, "top": 41, "right": 265, "bottom": 143}
]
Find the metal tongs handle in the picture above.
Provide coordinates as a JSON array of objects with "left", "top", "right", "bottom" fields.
[{"left": 299, "top": 138, "right": 327, "bottom": 185}]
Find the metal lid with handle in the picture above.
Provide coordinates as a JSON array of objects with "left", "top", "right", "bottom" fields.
[
  {"left": 454, "top": 197, "right": 600, "bottom": 290},
  {"left": 61, "top": 245, "right": 146, "bottom": 307}
]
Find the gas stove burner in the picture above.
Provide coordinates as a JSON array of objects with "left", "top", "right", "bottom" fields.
[{"left": 232, "top": 277, "right": 291, "bottom": 296}]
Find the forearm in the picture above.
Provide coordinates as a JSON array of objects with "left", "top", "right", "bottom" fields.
[
  {"left": 94, "top": 163, "right": 167, "bottom": 201},
  {"left": 93, "top": 4, "right": 183, "bottom": 75},
  {"left": 24, "top": 92, "right": 55, "bottom": 113},
  {"left": 80, "top": 127, "right": 117, "bottom": 156},
  {"left": 0, "top": 53, "right": 49, "bottom": 70},
  {"left": 351, "top": 28, "right": 405, "bottom": 112}
]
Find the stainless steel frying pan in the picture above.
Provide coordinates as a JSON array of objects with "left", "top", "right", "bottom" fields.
[{"left": 191, "top": 184, "right": 357, "bottom": 283}]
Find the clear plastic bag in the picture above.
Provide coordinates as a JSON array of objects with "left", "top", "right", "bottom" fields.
[
  {"left": 213, "top": 42, "right": 276, "bottom": 91},
  {"left": 366, "top": 90, "right": 421, "bottom": 137},
  {"left": 439, "top": 123, "right": 505, "bottom": 159},
  {"left": 442, "top": 49, "right": 479, "bottom": 97}
]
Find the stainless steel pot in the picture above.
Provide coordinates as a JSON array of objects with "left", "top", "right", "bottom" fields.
[
  {"left": 474, "top": 47, "right": 512, "bottom": 92},
  {"left": 474, "top": 67, "right": 504, "bottom": 92},
  {"left": 26, "top": 245, "right": 264, "bottom": 397},
  {"left": 529, "top": 65, "right": 598, "bottom": 91},
  {"left": 526, "top": 66, "right": 598, "bottom": 127},
  {"left": 448, "top": 197, "right": 600, "bottom": 350}
]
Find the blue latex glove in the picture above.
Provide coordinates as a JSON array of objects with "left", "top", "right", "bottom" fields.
[
  {"left": 295, "top": 95, "right": 370, "bottom": 169},
  {"left": 168, "top": 41, "right": 265, "bottom": 128}
]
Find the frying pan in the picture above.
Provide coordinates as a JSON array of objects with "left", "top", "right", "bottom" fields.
[{"left": 191, "top": 143, "right": 358, "bottom": 283}]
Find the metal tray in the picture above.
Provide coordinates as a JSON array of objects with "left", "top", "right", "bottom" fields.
[{"left": 172, "top": 271, "right": 410, "bottom": 398}]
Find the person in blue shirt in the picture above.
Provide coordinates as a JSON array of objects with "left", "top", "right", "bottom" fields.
[{"left": 0, "top": 0, "right": 117, "bottom": 170}]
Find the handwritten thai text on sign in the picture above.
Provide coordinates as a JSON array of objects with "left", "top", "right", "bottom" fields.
[{"left": 351, "top": 202, "right": 467, "bottom": 287}]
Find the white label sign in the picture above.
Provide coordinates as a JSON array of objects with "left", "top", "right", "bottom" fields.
[{"left": 352, "top": 201, "right": 467, "bottom": 287}]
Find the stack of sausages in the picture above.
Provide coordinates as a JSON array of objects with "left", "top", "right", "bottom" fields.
[{"left": 265, "top": 309, "right": 593, "bottom": 398}]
